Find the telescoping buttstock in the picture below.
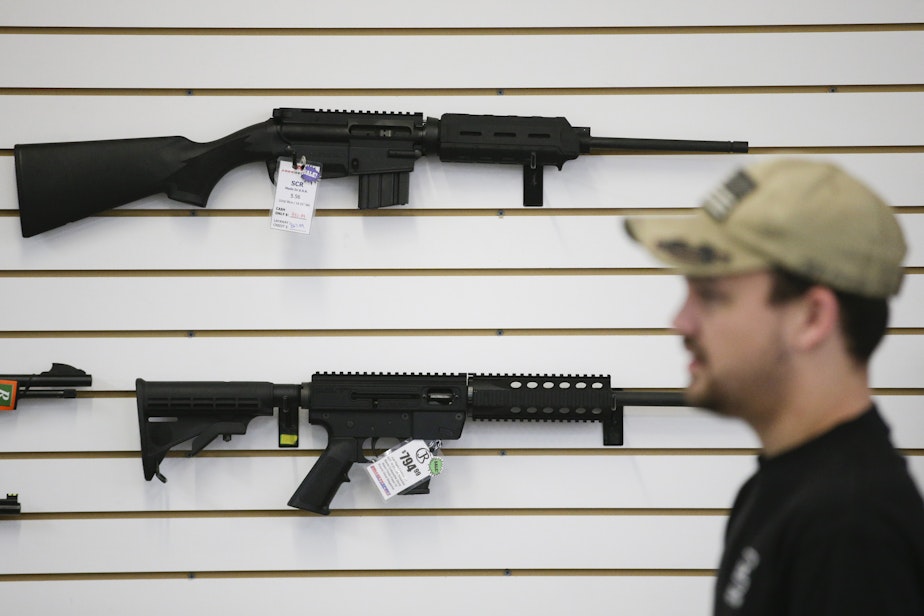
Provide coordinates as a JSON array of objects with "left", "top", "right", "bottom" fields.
[
  {"left": 136, "top": 373, "right": 686, "bottom": 515},
  {"left": 15, "top": 107, "right": 748, "bottom": 237}
]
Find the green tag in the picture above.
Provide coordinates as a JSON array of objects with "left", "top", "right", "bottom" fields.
[
  {"left": 428, "top": 457, "right": 444, "bottom": 476},
  {"left": 0, "top": 380, "right": 18, "bottom": 411}
]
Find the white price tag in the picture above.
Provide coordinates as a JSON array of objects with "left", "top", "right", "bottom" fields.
[
  {"left": 270, "top": 157, "right": 320, "bottom": 235},
  {"left": 366, "top": 439, "right": 441, "bottom": 501}
]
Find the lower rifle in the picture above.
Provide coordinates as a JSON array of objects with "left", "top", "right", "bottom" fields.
[{"left": 136, "top": 372, "right": 685, "bottom": 514}]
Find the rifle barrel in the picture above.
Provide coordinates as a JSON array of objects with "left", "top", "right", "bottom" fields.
[
  {"left": 585, "top": 136, "right": 748, "bottom": 154},
  {"left": 613, "top": 391, "right": 688, "bottom": 407},
  {"left": 0, "top": 363, "right": 92, "bottom": 392}
]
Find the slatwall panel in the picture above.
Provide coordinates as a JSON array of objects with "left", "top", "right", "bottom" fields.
[
  {"left": 3, "top": 0, "right": 922, "bottom": 28},
  {"left": 2, "top": 2, "right": 922, "bottom": 615}
]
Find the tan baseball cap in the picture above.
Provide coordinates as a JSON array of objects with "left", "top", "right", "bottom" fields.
[{"left": 624, "top": 159, "right": 906, "bottom": 298}]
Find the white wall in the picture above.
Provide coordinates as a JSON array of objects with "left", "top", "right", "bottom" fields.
[{"left": 1, "top": 2, "right": 923, "bottom": 614}]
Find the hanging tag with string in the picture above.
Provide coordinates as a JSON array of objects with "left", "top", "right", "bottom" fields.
[
  {"left": 270, "top": 156, "right": 321, "bottom": 235},
  {"left": 365, "top": 439, "right": 445, "bottom": 501}
]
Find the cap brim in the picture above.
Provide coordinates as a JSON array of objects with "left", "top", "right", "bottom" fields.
[{"left": 625, "top": 211, "right": 770, "bottom": 277}]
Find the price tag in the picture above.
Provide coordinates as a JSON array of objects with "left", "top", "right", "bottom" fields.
[
  {"left": 270, "top": 157, "right": 321, "bottom": 235},
  {"left": 365, "top": 439, "right": 443, "bottom": 500}
]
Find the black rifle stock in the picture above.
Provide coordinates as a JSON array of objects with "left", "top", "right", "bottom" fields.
[
  {"left": 15, "top": 108, "right": 748, "bottom": 237},
  {"left": 136, "top": 373, "right": 686, "bottom": 515},
  {"left": 0, "top": 363, "right": 92, "bottom": 411}
]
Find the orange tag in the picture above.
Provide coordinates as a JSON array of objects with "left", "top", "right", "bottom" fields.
[{"left": 0, "top": 380, "right": 18, "bottom": 411}]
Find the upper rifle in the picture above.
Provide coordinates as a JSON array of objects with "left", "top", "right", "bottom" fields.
[{"left": 14, "top": 108, "right": 748, "bottom": 237}]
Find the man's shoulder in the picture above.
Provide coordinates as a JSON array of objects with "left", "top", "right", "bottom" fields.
[
  {"left": 796, "top": 444, "right": 919, "bottom": 503},
  {"left": 782, "top": 446, "right": 924, "bottom": 543}
]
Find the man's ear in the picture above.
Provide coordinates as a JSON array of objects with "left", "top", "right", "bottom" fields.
[{"left": 790, "top": 286, "right": 840, "bottom": 352}]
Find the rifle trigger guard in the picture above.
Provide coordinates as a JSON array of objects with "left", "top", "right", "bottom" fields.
[{"left": 265, "top": 158, "right": 279, "bottom": 184}]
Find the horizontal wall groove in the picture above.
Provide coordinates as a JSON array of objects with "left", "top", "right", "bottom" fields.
[
  {"left": 0, "top": 328, "right": 677, "bottom": 338},
  {"left": 0, "top": 207, "right": 692, "bottom": 217},
  {"left": 3, "top": 204, "right": 923, "bottom": 219},
  {"left": 56, "top": 387, "right": 889, "bottom": 401},
  {"left": 2, "top": 85, "right": 924, "bottom": 96},
  {"left": 66, "top": 387, "right": 924, "bottom": 399},
  {"left": 2, "top": 265, "right": 924, "bottom": 277},
  {"left": 4, "top": 448, "right": 921, "bottom": 461},
  {"left": 750, "top": 145, "right": 924, "bottom": 154},
  {"left": 3, "top": 507, "right": 730, "bottom": 521},
  {"left": 4, "top": 146, "right": 924, "bottom": 159},
  {"left": 0, "top": 567, "right": 718, "bottom": 583},
  {"left": 1, "top": 448, "right": 751, "bottom": 461},
  {"left": 0, "top": 267, "right": 675, "bottom": 278},
  {"left": 3, "top": 327, "right": 924, "bottom": 338},
  {"left": 2, "top": 24, "right": 923, "bottom": 36}
]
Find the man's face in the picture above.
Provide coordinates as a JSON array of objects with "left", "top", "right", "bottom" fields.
[{"left": 672, "top": 271, "right": 795, "bottom": 422}]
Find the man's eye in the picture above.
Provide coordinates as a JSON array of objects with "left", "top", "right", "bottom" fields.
[{"left": 696, "top": 288, "right": 724, "bottom": 304}]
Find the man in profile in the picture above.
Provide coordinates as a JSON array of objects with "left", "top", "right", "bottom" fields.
[{"left": 625, "top": 159, "right": 924, "bottom": 614}]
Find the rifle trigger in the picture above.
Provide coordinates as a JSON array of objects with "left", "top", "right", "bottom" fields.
[{"left": 266, "top": 159, "right": 279, "bottom": 184}]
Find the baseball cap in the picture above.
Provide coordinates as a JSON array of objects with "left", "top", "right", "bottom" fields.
[{"left": 624, "top": 159, "right": 906, "bottom": 298}]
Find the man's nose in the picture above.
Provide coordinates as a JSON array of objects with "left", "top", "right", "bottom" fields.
[{"left": 672, "top": 294, "right": 697, "bottom": 335}]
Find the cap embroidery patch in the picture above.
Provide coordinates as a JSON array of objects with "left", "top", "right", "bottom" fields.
[
  {"left": 703, "top": 170, "right": 756, "bottom": 221},
  {"left": 657, "top": 239, "right": 731, "bottom": 265}
]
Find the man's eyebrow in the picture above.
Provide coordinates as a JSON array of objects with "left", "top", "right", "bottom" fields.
[
  {"left": 688, "top": 277, "right": 722, "bottom": 291},
  {"left": 687, "top": 277, "right": 733, "bottom": 300}
]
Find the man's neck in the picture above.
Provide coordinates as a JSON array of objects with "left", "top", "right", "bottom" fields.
[{"left": 753, "top": 365, "right": 872, "bottom": 458}]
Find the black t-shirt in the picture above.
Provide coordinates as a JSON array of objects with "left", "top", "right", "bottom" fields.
[{"left": 714, "top": 406, "right": 924, "bottom": 615}]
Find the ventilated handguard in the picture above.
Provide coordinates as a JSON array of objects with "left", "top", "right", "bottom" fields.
[{"left": 469, "top": 374, "right": 622, "bottom": 444}]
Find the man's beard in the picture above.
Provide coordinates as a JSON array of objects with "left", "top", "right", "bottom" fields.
[
  {"left": 681, "top": 336, "right": 789, "bottom": 419},
  {"left": 682, "top": 337, "right": 728, "bottom": 413}
]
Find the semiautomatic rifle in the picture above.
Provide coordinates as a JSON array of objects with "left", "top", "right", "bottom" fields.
[
  {"left": 0, "top": 363, "right": 92, "bottom": 411},
  {"left": 14, "top": 108, "right": 747, "bottom": 237},
  {"left": 136, "top": 372, "right": 686, "bottom": 515}
]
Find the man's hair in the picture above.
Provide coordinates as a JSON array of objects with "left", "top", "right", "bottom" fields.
[{"left": 768, "top": 268, "right": 889, "bottom": 363}]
